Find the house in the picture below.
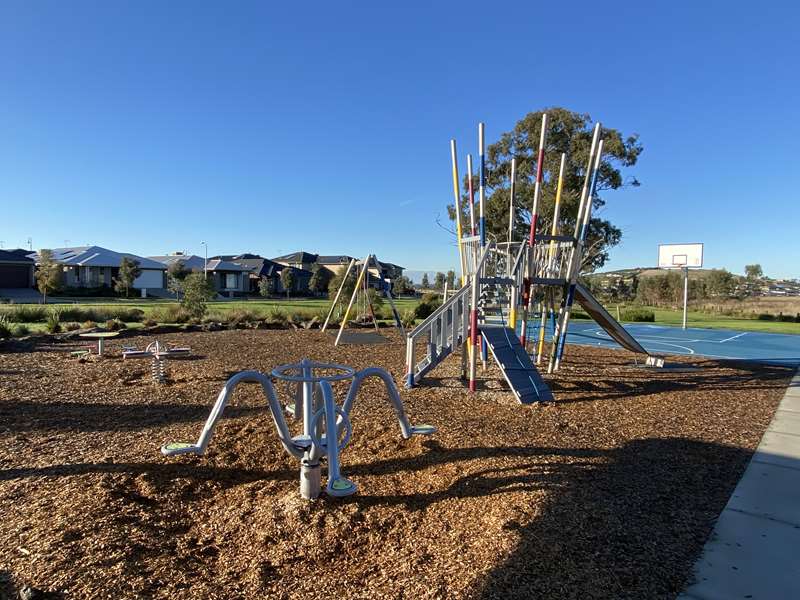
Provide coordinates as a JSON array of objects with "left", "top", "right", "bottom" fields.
[
  {"left": 316, "top": 255, "right": 355, "bottom": 277},
  {"left": 31, "top": 246, "right": 167, "bottom": 293},
  {"left": 272, "top": 251, "right": 318, "bottom": 272},
  {"left": 150, "top": 252, "right": 250, "bottom": 296},
  {"left": 214, "top": 254, "right": 312, "bottom": 295},
  {"left": 0, "top": 250, "right": 35, "bottom": 289}
]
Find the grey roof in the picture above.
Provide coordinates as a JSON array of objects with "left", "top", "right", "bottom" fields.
[
  {"left": 0, "top": 250, "right": 33, "bottom": 263},
  {"left": 149, "top": 255, "right": 249, "bottom": 273},
  {"left": 272, "top": 251, "right": 318, "bottom": 264},
  {"left": 317, "top": 255, "right": 355, "bottom": 265},
  {"left": 34, "top": 246, "right": 166, "bottom": 270}
]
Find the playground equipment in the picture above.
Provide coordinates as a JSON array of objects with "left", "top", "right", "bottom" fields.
[
  {"left": 321, "top": 255, "right": 405, "bottom": 345},
  {"left": 123, "top": 340, "right": 191, "bottom": 383},
  {"left": 405, "top": 117, "right": 663, "bottom": 402},
  {"left": 161, "top": 358, "right": 435, "bottom": 499}
]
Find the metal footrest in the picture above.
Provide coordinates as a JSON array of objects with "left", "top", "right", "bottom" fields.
[{"left": 161, "top": 442, "right": 202, "bottom": 456}]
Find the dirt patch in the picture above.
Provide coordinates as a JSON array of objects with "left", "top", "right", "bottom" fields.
[{"left": 0, "top": 329, "right": 793, "bottom": 599}]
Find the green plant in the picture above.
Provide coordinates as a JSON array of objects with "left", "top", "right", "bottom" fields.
[
  {"left": 400, "top": 310, "right": 417, "bottom": 328},
  {"left": 266, "top": 306, "right": 288, "bottom": 326},
  {"left": 142, "top": 318, "right": 157, "bottom": 327},
  {"left": 0, "top": 316, "right": 11, "bottom": 338},
  {"left": 181, "top": 273, "right": 216, "bottom": 319},
  {"left": 12, "top": 323, "right": 30, "bottom": 337},
  {"left": 45, "top": 310, "right": 62, "bottom": 333},
  {"left": 0, "top": 305, "right": 47, "bottom": 323},
  {"left": 414, "top": 292, "right": 442, "bottom": 320},
  {"left": 113, "top": 257, "right": 142, "bottom": 297},
  {"left": 82, "top": 320, "right": 97, "bottom": 330},
  {"left": 621, "top": 308, "right": 655, "bottom": 322},
  {"left": 104, "top": 318, "right": 127, "bottom": 331},
  {"left": 35, "top": 249, "right": 63, "bottom": 303},
  {"left": 150, "top": 304, "right": 192, "bottom": 324},
  {"left": 63, "top": 322, "right": 81, "bottom": 331}
]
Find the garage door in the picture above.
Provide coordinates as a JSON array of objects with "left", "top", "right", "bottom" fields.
[{"left": 0, "top": 264, "right": 31, "bottom": 288}]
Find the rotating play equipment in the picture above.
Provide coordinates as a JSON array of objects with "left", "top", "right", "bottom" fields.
[{"left": 161, "top": 358, "right": 435, "bottom": 499}]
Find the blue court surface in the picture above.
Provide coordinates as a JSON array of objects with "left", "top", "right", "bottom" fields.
[{"left": 549, "top": 321, "right": 800, "bottom": 366}]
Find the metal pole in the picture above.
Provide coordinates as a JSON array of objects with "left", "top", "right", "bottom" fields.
[
  {"left": 201, "top": 241, "right": 208, "bottom": 278},
  {"left": 520, "top": 113, "right": 548, "bottom": 347},
  {"left": 553, "top": 137, "right": 604, "bottom": 371},
  {"left": 682, "top": 266, "right": 689, "bottom": 329},
  {"left": 321, "top": 258, "right": 356, "bottom": 332},
  {"left": 335, "top": 256, "right": 370, "bottom": 346},
  {"left": 450, "top": 140, "right": 467, "bottom": 284},
  {"left": 478, "top": 122, "right": 487, "bottom": 363},
  {"left": 467, "top": 154, "right": 476, "bottom": 236},
  {"left": 536, "top": 152, "right": 566, "bottom": 363}
]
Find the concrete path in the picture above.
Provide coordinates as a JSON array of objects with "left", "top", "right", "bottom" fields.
[{"left": 681, "top": 368, "right": 800, "bottom": 599}]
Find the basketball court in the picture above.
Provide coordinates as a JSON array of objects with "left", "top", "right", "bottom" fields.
[{"left": 555, "top": 321, "right": 800, "bottom": 366}]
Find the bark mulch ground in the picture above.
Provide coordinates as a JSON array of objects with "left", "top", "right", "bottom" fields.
[{"left": 0, "top": 329, "right": 794, "bottom": 599}]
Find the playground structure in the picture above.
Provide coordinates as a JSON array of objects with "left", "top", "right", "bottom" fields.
[
  {"left": 321, "top": 254, "right": 405, "bottom": 345},
  {"left": 405, "top": 117, "right": 663, "bottom": 402},
  {"left": 123, "top": 340, "right": 191, "bottom": 383},
  {"left": 161, "top": 358, "right": 435, "bottom": 499}
]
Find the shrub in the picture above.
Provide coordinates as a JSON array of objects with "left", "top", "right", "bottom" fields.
[
  {"left": 228, "top": 308, "right": 259, "bottom": 324},
  {"left": 757, "top": 313, "right": 775, "bottom": 321},
  {"left": 0, "top": 305, "right": 47, "bottom": 323},
  {"left": 150, "top": 305, "right": 191, "bottom": 324},
  {"left": 12, "top": 323, "right": 30, "bottom": 337},
  {"left": 181, "top": 273, "right": 216, "bottom": 319},
  {"left": 621, "top": 308, "right": 655, "bottom": 322},
  {"left": 142, "top": 318, "right": 157, "bottom": 327},
  {"left": 63, "top": 322, "right": 81, "bottom": 331},
  {"left": 400, "top": 310, "right": 417, "bottom": 328},
  {"left": 0, "top": 316, "right": 11, "bottom": 338},
  {"left": 414, "top": 293, "right": 442, "bottom": 320},
  {"left": 266, "top": 307, "right": 288, "bottom": 326},
  {"left": 45, "top": 310, "right": 62, "bottom": 333},
  {"left": 105, "top": 319, "right": 127, "bottom": 331},
  {"left": 82, "top": 320, "right": 97, "bottom": 330}
]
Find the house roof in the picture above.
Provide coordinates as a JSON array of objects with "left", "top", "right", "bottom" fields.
[
  {"left": 317, "top": 255, "right": 355, "bottom": 265},
  {"left": 0, "top": 250, "right": 34, "bottom": 263},
  {"left": 35, "top": 246, "right": 166, "bottom": 270},
  {"left": 272, "top": 251, "right": 318, "bottom": 264},
  {"left": 204, "top": 259, "right": 250, "bottom": 272},
  {"left": 149, "top": 255, "right": 249, "bottom": 273}
]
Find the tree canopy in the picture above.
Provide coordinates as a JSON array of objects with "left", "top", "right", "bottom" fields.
[{"left": 448, "top": 107, "right": 642, "bottom": 272}]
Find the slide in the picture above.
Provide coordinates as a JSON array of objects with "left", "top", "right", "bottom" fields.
[
  {"left": 481, "top": 324, "right": 554, "bottom": 403},
  {"left": 574, "top": 283, "right": 650, "bottom": 356}
]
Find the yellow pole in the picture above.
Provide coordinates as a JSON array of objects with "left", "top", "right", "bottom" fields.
[
  {"left": 451, "top": 140, "right": 466, "bottom": 286},
  {"left": 335, "top": 256, "right": 370, "bottom": 346},
  {"left": 536, "top": 153, "right": 566, "bottom": 362}
]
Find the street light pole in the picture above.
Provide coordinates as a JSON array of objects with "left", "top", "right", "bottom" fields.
[{"left": 201, "top": 242, "right": 208, "bottom": 278}]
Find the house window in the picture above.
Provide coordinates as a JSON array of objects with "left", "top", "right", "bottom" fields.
[{"left": 225, "top": 273, "right": 238, "bottom": 289}]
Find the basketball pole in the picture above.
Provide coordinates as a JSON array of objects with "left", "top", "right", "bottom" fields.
[{"left": 682, "top": 266, "right": 689, "bottom": 330}]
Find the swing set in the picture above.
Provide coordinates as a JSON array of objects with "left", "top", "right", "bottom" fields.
[{"left": 321, "top": 255, "right": 405, "bottom": 345}]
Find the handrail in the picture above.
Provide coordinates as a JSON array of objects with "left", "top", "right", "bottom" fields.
[{"left": 406, "top": 283, "right": 470, "bottom": 341}]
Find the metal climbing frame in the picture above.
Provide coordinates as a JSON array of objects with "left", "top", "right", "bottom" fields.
[{"left": 161, "top": 359, "right": 435, "bottom": 500}]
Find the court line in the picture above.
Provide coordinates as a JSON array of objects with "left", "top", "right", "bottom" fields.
[{"left": 719, "top": 331, "right": 748, "bottom": 343}]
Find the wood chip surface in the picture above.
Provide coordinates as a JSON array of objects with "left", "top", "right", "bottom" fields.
[{"left": 0, "top": 329, "right": 793, "bottom": 599}]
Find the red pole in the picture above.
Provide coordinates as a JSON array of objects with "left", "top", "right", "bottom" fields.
[{"left": 520, "top": 113, "right": 548, "bottom": 346}]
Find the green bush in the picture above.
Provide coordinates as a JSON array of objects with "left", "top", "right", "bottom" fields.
[
  {"left": 266, "top": 307, "right": 288, "bottom": 326},
  {"left": 105, "top": 318, "right": 127, "bottom": 331},
  {"left": 414, "top": 293, "right": 442, "bottom": 320},
  {"left": 227, "top": 308, "right": 259, "bottom": 324},
  {"left": 142, "top": 318, "right": 157, "bottom": 327},
  {"left": 400, "top": 310, "right": 417, "bottom": 328},
  {"left": 757, "top": 313, "right": 775, "bottom": 321},
  {"left": 0, "top": 316, "right": 11, "bottom": 338},
  {"left": 45, "top": 311, "right": 62, "bottom": 333},
  {"left": 82, "top": 320, "right": 97, "bottom": 330},
  {"left": 621, "top": 308, "right": 655, "bottom": 322},
  {"left": 150, "top": 305, "right": 191, "bottom": 324},
  {"left": 12, "top": 323, "right": 30, "bottom": 337},
  {"left": 0, "top": 305, "right": 47, "bottom": 323},
  {"left": 63, "top": 322, "right": 81, "bottom": 331}
]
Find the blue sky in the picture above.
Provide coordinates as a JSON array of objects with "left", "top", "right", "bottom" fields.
[{"left": 1, "top": 1, "right": 798, "bottom": 279}]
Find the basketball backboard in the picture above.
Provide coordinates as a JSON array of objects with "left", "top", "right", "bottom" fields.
[{"left": 658, "top": 243, "right": 703, "bottom": 269}]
